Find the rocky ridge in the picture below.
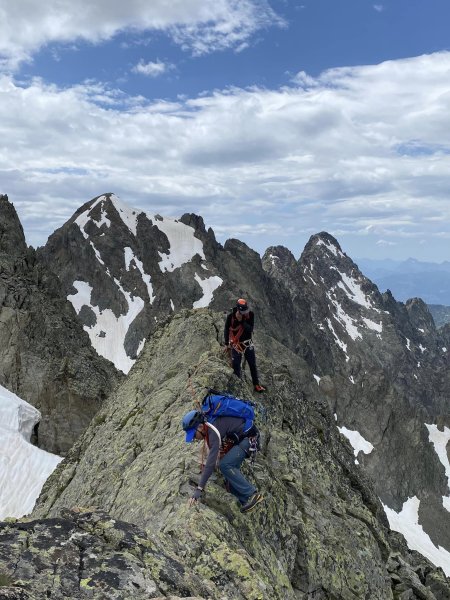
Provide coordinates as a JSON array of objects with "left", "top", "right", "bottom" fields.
[
  {"left": 38, "top": 194, "right": 450, "bottom": 568},
  {"left": 263, "top": 233, "right": 450, "bottom": 559},
  {"left": 19, "top": 309, "right": 449, "bottom": 599},
  {"left": 0, "top": 195, "right": 120, "bottom": 454}
]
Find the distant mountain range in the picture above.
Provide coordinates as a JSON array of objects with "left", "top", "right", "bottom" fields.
[
  {"left": 356, "top": 257, "right": 450, "bottom": 326},
  {"left": 356, "top": 257, "right": 450, "bottom": 304}
]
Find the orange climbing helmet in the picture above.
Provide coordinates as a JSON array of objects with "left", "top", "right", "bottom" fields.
[{"left": 236, "top": 298, "right": 249, "bottom": 312}]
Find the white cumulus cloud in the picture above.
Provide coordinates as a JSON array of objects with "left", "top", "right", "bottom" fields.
[
  {"left": 132, "top": 60, "right": 173, "bottom": 77},
  {"left": 1, "top": 52, "right": 450, "bottom": 259},
  {"left": 0, "top": 0, "right": 283, "bottom": 69}
]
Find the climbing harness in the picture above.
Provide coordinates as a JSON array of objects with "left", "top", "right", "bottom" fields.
[{"left": 230, "top": 338, "right": 254, "bottom": 354}]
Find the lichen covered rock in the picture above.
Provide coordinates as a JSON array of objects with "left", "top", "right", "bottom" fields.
[{"left": 28, "top": 309, "right": 450, "bottom": 599}]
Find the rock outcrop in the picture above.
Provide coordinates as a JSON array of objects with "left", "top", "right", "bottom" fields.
[
  {"left": 0, "top": 508, "right": 210, "bottom": 599},
  {"left": 0, "top": 195, "right": 120, "bottom": 454},
  {"left": 26, "top": 309, "right": 449, "bottom": 599}
]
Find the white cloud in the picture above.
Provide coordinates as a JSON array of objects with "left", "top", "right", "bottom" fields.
[
  {"left": 132, "top": 59, "right": 173, "bottom": 77},
  {"left": 373, "top": 5, "right": 384, "bottom": 12},
  {"left": 2, "top": 52, "right": 450, "bottom": 259},
  {"left": 0, "top": 0, "right": 283, "bottom": 69}
]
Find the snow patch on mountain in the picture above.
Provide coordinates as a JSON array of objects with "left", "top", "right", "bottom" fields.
[
  {"left": 315, "top": 238, "right": 343, "bottom": 258},
  {"left": 362, "top": 317, "right": 383, "bottom": 333},
  {"left": 156, "top": 217, "right": 205, "bottom": 272},
  {"left": 192, "top": 273, "right": 223, "bottom": 309},
  {"left": 332, "top": 268, "right": 379, "bottom": 311},
  {"left": 75, "top": 196, "right": 103, "bottom": 239},
  {"left": 327, "top": 296, "right": 362, "bottom": 341},
  {"left": 68, "top": 280, "right": 144, "bottom": 373},
  {"left": 0, "top": 385, "right": 61, "bottom": 519},
  {"left": 338, "top": 425, "right": 374, "bottom": 464},
  {"left": 384, "top": 497, "right": 450, "bottom": 576},
  {"left": 425, "top": 424, "right": 450, "bottom": 512},
  {"left": 110, "top": 195, "right": 141, "bottom": 236},
  {"left": 124, "top": 247, "right": 155, "bottom": 304},
  {"left": 326, "top": 318, "right": 349, "bottom": 360}
]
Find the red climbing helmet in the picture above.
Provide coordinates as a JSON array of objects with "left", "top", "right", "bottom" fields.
[{"left": 236, "top": 298, "right": 249, "bottom": 312}]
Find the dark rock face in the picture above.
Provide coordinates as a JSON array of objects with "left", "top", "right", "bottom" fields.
[
  {"left": 0, "top": 195, "right": 120, "bottom": 454},
  {"left": 31, "top": 309, "right": 450, "bottom": 599},
  {"left": 263, "top": 232, "right": 450, "bottom": 558},
  {"left": 428, "top": 304, "right": 450, "bottom": 328},
  {"left": 0, "top": 508, "right": 209, "bottom": 599}
]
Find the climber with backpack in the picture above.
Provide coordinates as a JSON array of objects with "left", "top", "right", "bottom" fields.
[
  {"left": 224, "top": 298, "right": 266, "bottom": 393},
  {"left": 182, "top": 390, "right": 264, "bottom": 514}
]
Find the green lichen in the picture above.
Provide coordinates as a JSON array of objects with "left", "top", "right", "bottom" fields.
[{"left": 0, "top": 572, "right": 14, "bottom": 586}]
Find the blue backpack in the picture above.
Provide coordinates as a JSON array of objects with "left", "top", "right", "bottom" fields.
[{"left": 201, "top": 390, "right": 255, "bottom": 433}]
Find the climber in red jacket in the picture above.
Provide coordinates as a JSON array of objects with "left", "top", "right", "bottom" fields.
[{"left": 224, "top": 298, "right": 266, "bottom": 393}]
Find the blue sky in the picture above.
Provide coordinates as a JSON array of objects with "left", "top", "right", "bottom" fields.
[{"left": 1, "top": 0, "right": 450, "bottom": 261}]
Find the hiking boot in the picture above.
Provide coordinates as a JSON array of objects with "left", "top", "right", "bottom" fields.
[
  {"left": 254, "top": 384, "right": 266, "bottom": 393},
  {"left": 240, "top": 492, "right": 264, "bottom": 514}
]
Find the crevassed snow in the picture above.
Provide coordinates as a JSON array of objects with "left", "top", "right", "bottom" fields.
[
  {"left": 67, "top": 279, "right": 144, "bottom": 374},
  {"left": 124, "top": 247, "right": 155, "bottom": 304},
  {"left": 426, "top": 423, "right": 450, "bottom": 512},
  {"left": 193, "top": 273, "right": 223, "bottom": 309},
  {"left": 156, "top": 217, "right": 205, "bottom": 272},
  {"left": 338, "top": 426, "right": 374, "bottom": 459},
  {"left": 384, "top": 497, "right": 450, "bottom": 576},
  {"left": 0, "top": 385, "right": 62, "bottom": 519}
]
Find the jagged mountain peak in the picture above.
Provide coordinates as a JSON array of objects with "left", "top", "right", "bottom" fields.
[
  {"left": 0, "top": 194, "right": 27, "bottom": 256},
  {"left": 40, "top": 194, "right": 223, "bottom": 373},
  {"left": 298, "top": 232, "right": 384, "bottom": 356},
  {"left": 262, "top": 246, "right": 300, "bottom": 297},
  {"left": 405, "top": 297, "right": 436, "bottom": 334},
  {"left": 263, "top": 245, "right": 297, "bottom": 266},
  {"left": 302, "top": 231, "right": 345, "bottom": 260}
]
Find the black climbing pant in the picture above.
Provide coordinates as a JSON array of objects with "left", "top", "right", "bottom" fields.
[{"left": 231, "top": 346, "right": 259, "bottom": 385}]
